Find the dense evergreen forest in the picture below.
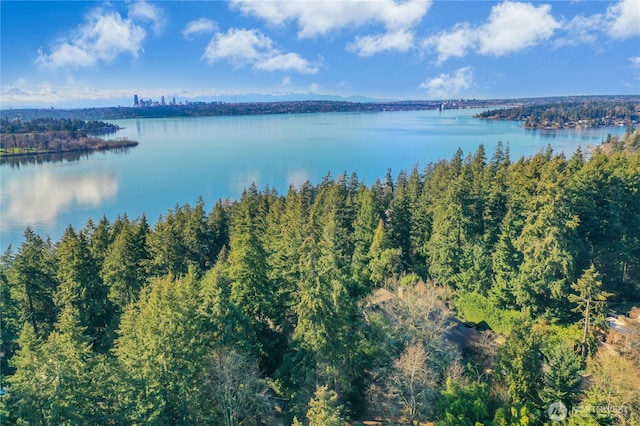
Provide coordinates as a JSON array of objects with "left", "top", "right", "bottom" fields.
[
  {"left": 1, "top": 130, "right": 639, "bottom": 425},
  {"left": 475, "top": 100, "right": 640, "bottom": 129},
  {"left": 0, "top": 118, "right": 136, "bottom": 157}
]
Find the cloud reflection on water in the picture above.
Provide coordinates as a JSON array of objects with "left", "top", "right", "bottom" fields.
[
  {"left": 1, "top": 170, "right": 118, "bottom": 232},
  {"left": 287, "top": 168, "right": 310, "bottom": 188},
  {"left": 230, "top": 169, "right": 261, "bottom": 194}
]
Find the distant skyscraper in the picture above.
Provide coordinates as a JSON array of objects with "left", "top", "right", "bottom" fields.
[
  {"left": 172, "top": 97, "right": 176, "bottom": 106},
  {"left": 161, "top": 96, "right": 165, "bottom": 106},
  {"left": 133, "top": 94, "right": 139, "bottom": 106}
]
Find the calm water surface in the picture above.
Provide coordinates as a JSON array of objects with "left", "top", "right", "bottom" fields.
[{"left": 0, "top": 109, "right": 627, "bottom": 250}]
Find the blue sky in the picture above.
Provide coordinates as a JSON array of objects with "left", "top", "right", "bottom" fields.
[{"left": 1, "top": 0, "right": 639, "bottom": 107}]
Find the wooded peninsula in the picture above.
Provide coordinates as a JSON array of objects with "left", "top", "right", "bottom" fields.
[
  {"left": 1, "top": 124, "right": 639, "bottom": 425},
  {"left": 475, "top": 99, "right": 640, "bottom": 129},
  {"left": 0, "top": 118, "right": 138, "bottom": 158}
]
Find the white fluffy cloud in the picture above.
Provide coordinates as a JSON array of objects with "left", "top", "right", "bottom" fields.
[
  {"left": 36, "top": 7, "right": 151, "bottom": 69},
  {"left": 552, "top": 0, "right": 640, "bottom": 47},
  {"left": 202, "top": 28, "right": 274, "bottom": 65},
  {"left": 182, "top": 18, "right": 218, "bottom": 39},
  {"left": 255, "top": 52, "right": 320, "bottom": 74},
  {"left": 347, "top": 29, "right": 415, "bottom": 57},
  {"left": 419, "top": 66, "right": 474, "bottom": 99},
  {"left": 37, "top": 44, "right": 98, "bottom": 69},
  {"left": 424, "top": 1, "right": 560, "bottom": 63},
  {"left": 477, "top": 2, "right": 560, "bottom": 55},
  {"left": 127, "top": 0, "right": 165, "bottom": 33},
  {"left": 607, "top": 0, "right": 640, "bottom": 39},
  {"left": 231, "top": 0, "right": 430, "bottom": 37},
  {"left": 553, "top": 14, "right": 604, "bottom": 48},
  {"left": 202, "top": 28, "right": 319, "bottom": 74},
  {"left": 231, "top": 0, "right": 431, "bottom": 55},
  {"left": 423, "top": 23, "right": 476, "bottom": 63}
]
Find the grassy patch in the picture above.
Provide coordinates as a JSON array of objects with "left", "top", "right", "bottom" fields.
[
  {"left": 0, "top": 147, "right": 48, "bottom": 156},
  {"left": 454, "top": 292, "right": 521, "bottom": 335}
]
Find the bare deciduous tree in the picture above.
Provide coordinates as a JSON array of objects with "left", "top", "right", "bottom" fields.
[
  {"left": 209, "top": 348, "right": 273, "bottom": 426},
  {"left": 469, "top": 329, "right": 499, "bottom": 369},
  {"left": 364, "top": 282, "right": 458, "bottom": 424},
  {"left": 387, "top": 342, "right": 436, "bottom": 425}
]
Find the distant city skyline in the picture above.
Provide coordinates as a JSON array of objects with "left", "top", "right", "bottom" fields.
[
  {"left": 133, "top": 94, "right": 176, "bottom": 107},
  {"left": 1, "top": 0, "right": 639, "bottom": 108}
]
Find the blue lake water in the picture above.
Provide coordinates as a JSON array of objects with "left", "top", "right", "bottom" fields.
[{"left": 0, "top": 108, "right": 627, "bottom": 250}]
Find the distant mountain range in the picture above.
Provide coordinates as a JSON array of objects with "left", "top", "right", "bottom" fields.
[{"left": 198, "top": 92, "right": 395, "bottom": 104}]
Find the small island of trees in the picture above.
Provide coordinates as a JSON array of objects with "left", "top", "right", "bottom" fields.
[{"left": 0, "top": 118, "right": 137, "bottom": 157}]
